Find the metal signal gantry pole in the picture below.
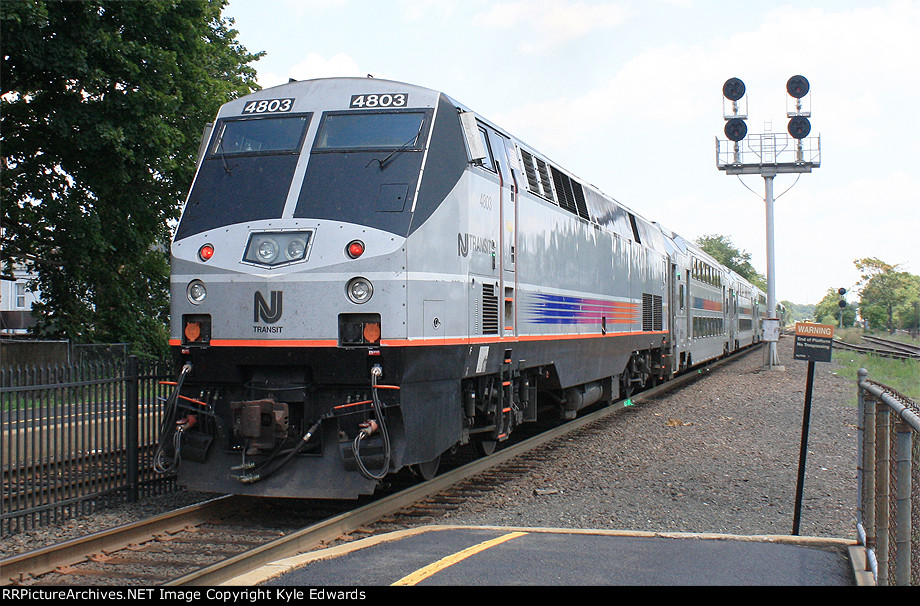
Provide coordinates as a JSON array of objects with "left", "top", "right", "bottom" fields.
[{"left": 716, "top": 76, "right": 821, "bottom": 369}]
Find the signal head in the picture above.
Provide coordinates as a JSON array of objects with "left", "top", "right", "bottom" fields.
[
  {"left": 786, "top": 75, "right": 810, "bottom": 99},
  {"left": 722, "top": 77, "right": 746, "bottom": 101},
  {"left": 724, "top": 118, "right": 748, "bottom": 142},
  {"left": 787, "top": 115, "right": 811, "bottom": 139}
]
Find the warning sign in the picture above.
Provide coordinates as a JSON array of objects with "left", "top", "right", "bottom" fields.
[{"left": 793, "top": 322, "right": 835, "bottom": 363}]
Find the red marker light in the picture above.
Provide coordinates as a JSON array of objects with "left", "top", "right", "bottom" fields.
[
  {"left": 347, "top": 240, "right": 365, "bottom": 259},
  {"left": 198, "top": 244, "right": 214, "bottom": 261}
]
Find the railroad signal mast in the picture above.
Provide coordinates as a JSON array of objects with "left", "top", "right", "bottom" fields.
[
  {"left": 716, "top": 76, "right": 821, "bottom": 369},
  {"left": 837, "top": 287, "right": 847, "bottom": 328}
]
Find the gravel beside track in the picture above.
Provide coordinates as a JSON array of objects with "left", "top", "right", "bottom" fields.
[
  {"left": 2, "top": 335, "right": 860, "bottom": 561},
  {"left": 437, "top": 336, "right": 858, "bottom": 539}
]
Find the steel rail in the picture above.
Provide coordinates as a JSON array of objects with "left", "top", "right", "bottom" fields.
[
  {"left": 832, "top": 339, "right": 920, "bottom": 361},
  {"left": 861, "top": 335, "right": 920, "bottom": 356},
  {"left": 169, "top": 344, "right": 761, "bottom": 586},
  {"left": 2, "top": 344, "right": 759, "bottom": 586},
  {"left": 0, "top": 495, "right": 239, "bottom": 585}
]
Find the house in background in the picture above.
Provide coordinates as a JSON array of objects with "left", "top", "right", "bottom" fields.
[{"left": 1, "top": 263, "right": 41, "bottom": 335}]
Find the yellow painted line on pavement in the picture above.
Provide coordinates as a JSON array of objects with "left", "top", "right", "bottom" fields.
[{"left": 391, "top": 531, "right": 528, "bottom": 586}]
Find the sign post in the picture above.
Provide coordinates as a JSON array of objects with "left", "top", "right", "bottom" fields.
[{"left": 791, "top": 322, "right": 835, "bottom": 535}]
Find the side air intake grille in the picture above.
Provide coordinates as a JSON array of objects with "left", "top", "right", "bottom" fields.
[
  {"left": 535, "top": 158, "right": 553, "bottom": 202},
  {"left": 551, "top": 166, "right": 577, "bottom": 215},
  {"left": 571, "top": 181, "right": 589, "bottom": 219},
  {"left": 482, "top": 284, "right": 499, "bottom": 335},
  {"left": 642, "top": 293, "right": 662, "bottom": 331},
  {"left": 550, "top": 167, "right": 590, "bottom": 220},
  {"left": 520, "top": 150, "right": 540, "bottom": 194}
]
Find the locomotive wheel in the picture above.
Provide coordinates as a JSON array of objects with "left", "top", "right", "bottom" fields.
[
  {"left": 473, "top": 438, "right": 497, "bottom": 457},
  {"left": 413, "top": 454, "right": 441, "bottom": 481}
]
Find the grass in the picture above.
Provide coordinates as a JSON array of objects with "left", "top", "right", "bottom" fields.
[
  {"left": 829, "top": 327, "right": 919, "bottom": 402},
  {"left": 832, "top": 349, "right": 920, "bottom": 403}
]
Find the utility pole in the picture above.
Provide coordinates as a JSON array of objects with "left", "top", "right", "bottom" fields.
[{"left": 716, "top": 76, "right": 821, "bottom": 369}]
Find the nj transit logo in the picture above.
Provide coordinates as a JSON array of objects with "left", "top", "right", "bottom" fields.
[{"left": 253, "top": 291, "right": 283, "bottom": 324}]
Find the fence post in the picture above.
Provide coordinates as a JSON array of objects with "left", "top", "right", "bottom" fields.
[
  {"left": 895, "top": 419, "right": 912, "bottom": 586},
  {"left": 876, "top": 397, "right": 890, "bottom": 586},
  {"left": 858, "top": 369, "right": 876, "bottom": 572},
  {"left": 126, "top": 355, "right": 139, "bottom": 504}
]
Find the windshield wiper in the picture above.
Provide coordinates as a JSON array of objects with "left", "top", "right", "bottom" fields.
[
  {"left": 367, "top": 122, "right": 423, "bottom": 171},
  {"left": 217, "top": 136, "right": 240, "bottom": 176}
]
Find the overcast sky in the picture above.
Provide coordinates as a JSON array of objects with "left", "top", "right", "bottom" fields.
[{"left": 223, "top": 0, "right": 919, "bottom": 305}]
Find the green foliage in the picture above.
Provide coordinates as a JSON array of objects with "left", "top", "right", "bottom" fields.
[
  {"left": 780, "top": 300, "right": 815, "bottom": 323},
  {"left": 814, "top": 288, "right": 856, "bottom": 327},
  {"left": 854, "top": 258, "right": 920, "bottom": 334},
  {"left": 695, "top": 234, "right": 767, "bottom": 290},
  {"left": 1, "top": 0, "right": 263, "bottom": 356}
]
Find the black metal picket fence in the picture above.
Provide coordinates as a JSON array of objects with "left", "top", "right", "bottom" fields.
[{"left": 1, "top": 356, "right": 176, "bottom": 537}]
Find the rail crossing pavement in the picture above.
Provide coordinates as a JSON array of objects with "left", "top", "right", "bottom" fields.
[{"left": 226, "top": 525, "right": 869, "bottom": 586}]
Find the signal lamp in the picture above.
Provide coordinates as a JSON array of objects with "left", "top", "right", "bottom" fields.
[
  {"left": 346, "top": 277, "right": 373, "bottom": 304},
  {"left": 187, "top": 279, "right": 207, "bottom": 305},
  {"left": 363, "top": 322, "right": 381, "bottom": 344},
  {"left": 347, "top": 240, "right": 365, "bottom": 259},
  {"left": 787, "top": 116, "right": 811, "bottom": 139},
  {"left": 722, "top": 77, "right": 746, "bottom": 101},
  {"left": 786, "top": 75, "right": 810, "bottom": 99},
  {"left": 184, "top": 321, "right": 202, "bottom": 342},
  {"left": 198, "top": 244, "right": 214, "bottom": 261},
  {"left": 725, "top": 118, "right": 748, "bottom": 142}
]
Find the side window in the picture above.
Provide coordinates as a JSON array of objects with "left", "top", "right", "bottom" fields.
[{"left": 477, "top": 126, "right": 495, "bottom": 172}]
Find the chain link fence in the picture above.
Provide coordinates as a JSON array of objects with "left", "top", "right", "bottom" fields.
[{"left": 857, "top": 369, "right": 920, "bottom": 586}]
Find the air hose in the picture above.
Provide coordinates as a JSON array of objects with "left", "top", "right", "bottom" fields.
[
  {"left": 153, "top": 362, "right": 193, "bottom": 474},
  {"left": 236, "top": 415, "right": 326, "bottom": 484},
  {"left": 352, "top": 365, "right": 392, "bottom": 480}
]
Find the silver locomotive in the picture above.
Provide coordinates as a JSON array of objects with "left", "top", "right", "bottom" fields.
[{"left": 162, "top": 77, "right": 770, "bottom": 498}]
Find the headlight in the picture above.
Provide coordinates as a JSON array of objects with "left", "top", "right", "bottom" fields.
[
  {"left": 346, "top": 277, "right": 373, "bottom": 304},
  {"left": 187, "top": 279, "right": 207, "bottom": 304},
  {"left": 257, "top": 238, "right": 279, "bottom": 263},
  {"left": 286, "top": 238, "right": 306, "bottom": 260},
  {"left": 243, "top": 231, "right": 312, "bottom": 267}
]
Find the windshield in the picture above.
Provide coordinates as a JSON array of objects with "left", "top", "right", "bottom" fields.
[
  {"left": 211, "top": 115, "right": 310, "bottom": 156},
  {"left": 313, "top": 111, "right": 427, "bottom": 151}
]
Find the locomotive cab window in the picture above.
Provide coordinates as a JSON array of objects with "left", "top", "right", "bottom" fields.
[
  {"left": 313, "top": 110, "right": 430, "bottom": 151},
  {"left": 475, "top": 126, "right": 495, "bottom": 172},
  {"left": 210, "top": 115, "right": 311, "bottom": 156}
]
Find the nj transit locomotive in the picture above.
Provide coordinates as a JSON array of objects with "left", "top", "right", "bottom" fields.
[{"left": 161, "top": 77, "right": 771, "bottom": 499}]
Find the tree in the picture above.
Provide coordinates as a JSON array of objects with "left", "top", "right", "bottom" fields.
[
  {"left": 695, "top": 234, "right": 767, "bottom": 290},
  {"left": 780, "top": 300, "right": 816, "bottom": 323},
  {"left": 1, "top": 0, "right": 262, "bottom": 356},
  {"left": 854, "top": 258, "right": 919, "bottom": 334}
]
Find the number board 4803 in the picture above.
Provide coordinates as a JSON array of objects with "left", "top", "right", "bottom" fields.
[
  {"left": 241, "top": 99, "right": 295, "bottom": 114},
  {"left": 350, "top": 93, "right": 408, "bottom": 108}
]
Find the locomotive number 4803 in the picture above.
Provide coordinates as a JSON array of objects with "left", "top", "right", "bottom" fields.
[
  {"left": 350, "top": 93, "right": 408, "bottom": 108},
  {"left": 241, "top": 98, "right": 295, "bottom": 114}
]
